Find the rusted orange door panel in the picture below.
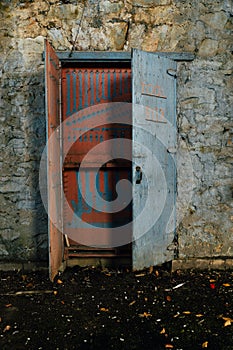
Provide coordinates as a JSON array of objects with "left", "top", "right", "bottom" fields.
[
  {"left": 62, "top": 68, "right": 131, "bottom": 164},
  {"left": 61, "top": 67, "right": 132, "bottom": 250},
  {"left": 45, "top": 40, "right": 63, "bottom": 280}
]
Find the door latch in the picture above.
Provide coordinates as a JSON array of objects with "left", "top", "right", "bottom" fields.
[{"left": 135, "top": 166, "right": 142, "bottom": 184}]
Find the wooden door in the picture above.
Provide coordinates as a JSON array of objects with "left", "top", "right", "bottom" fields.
[
  {"left": 132, "top": 49, "right": 177, "bottom": 269},
  {"left": 45, "top": 40, "right": 64, "bottom": 280}
]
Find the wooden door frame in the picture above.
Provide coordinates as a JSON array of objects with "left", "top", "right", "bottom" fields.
[
  {"left": 44, "top": 47, "right": 195, "bottom": 279},
  {"left": 44, "top": 51, "right": 194, "bottom": 64}
]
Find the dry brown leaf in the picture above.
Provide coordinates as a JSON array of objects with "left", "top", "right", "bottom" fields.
[
  {"left": 3, "top": 325, "right": 11, "bottom": 332},
  {"left": 61, "top": 301, "right": 65, "bottom": 304},
  {"left": 105, "top": 273, "right": 112, "bottom": 277},
  {"left": 224, "top": 320, "right": 231, "bottom": 327},
  {"left": 202, "top": 341, "right": 208, "bottom": 348},
  {"left": 57, "top": 279, "right": 63, "bottom": 284},
  {"left": 53, "top": 291, "right": 58, "bottom": 296},
  {"left": 183, "top": 311, "right": 191, "bottom": 314},
  {"left": 135, "top": 273, "right": 146, "bottom": 277},
  {"left": 129, "top": 300, "right": 136, "bottom": 306},
  {"left": 223, "top": 283, "right": 231, "bottom": 287},
  {"left": 166, "top": 295, "right": 172, "bottom": 302},
  {"left": 155, "top": 270, "right": 159, "bottom": 277},
  {"left": 196, "top": 314, "right": 204, "bottom": 318},
  {"left": 222, "top": 316, "right": 233, "bottom": 322},
  {"left": 149, "top": 266, "right": 153, "bottom": 274},
  {"left": 144, "top": 297, "right": 148, "bottom": 302},
  {"left": 165, "top": 344, "right": 174, "bottom": 349},
  {"left": 160, "top": 328, "right": 166, "bottom": 334},
  {"left": 138, "top": 312, "right": 152, "bottom": 318},
  {"left": 0, "top": 317, "right": 2, "bottom": 322},
  {"left": 100, "top": 307, "right": 109, "bottom": 312},
  {"left": 26, "top": 282, "right": 33, "bottom": 288},
  {"left": 209, "top": 279, "right": 216, "bottom": 283},
  {"left": 5, "top": 304, "right": 12, "bottom": 308}
]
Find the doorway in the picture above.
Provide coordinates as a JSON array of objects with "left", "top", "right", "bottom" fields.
[
  {"left": 61, "top": 63, "right": 133, "bottom": 265},
  {"left": 45, "top": 40, "right": 181, "bottom": 280}
]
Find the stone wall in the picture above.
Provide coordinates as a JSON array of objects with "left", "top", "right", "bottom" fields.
[{"left": 0, "top": 0, "right": 232, "bottom": 264}]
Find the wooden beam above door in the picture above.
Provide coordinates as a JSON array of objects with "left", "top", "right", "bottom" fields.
[{"left": 42, "top": 51, "right": 195, "bottom": 63}]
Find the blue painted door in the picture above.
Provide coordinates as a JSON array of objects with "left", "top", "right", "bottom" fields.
[{"left": 132, "top": 49, "right": 177, "bottom": 269}]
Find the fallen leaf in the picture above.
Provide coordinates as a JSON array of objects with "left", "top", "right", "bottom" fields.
[
  {"left": 21, "top": 275, "right": 27, "bottom": 281},
  {"left": 155, "top": 270, "right": 159, "bottom": 277},
  {"left": 5, "top": 304, "right": 12, "bottom": 308},
  {"left": 135, "top": 273, "right": 146, "bottom": 277},
  {"left": 196, "top": 314, "right": 204, "bottom": 318},
  {"left": 221, "top": 316, "right": 233, "bottom": 322},
  {"left": 160, "top": 328, "right": 166, "bottom": 334},
  {"left": 210, "top": 283, "right": 216, "bottom": 289},
  {"left": 3, "top": 325, "right": 11, "bottom": 332},
  {"left": 209, "top": 279, "right": 216, "bottom": 283},
  {"left": 129, "top": 301, "right": 136, "bottom": 306},
  {"left": 61, "top": 301, "right": 65, "bottom": 304},
  {"left": 224, "top": 320, "right": 231, "bottom": 327},
  {"left": 223, "top": 283, "right": 231, "bottom": 287},
  {"left": 165, "top": 344, "right": 174, "bottom": 349},
  {"left": 57, "top": 279, "right": 63, "bottom": 284},
  {"left": 166, "top": 295, "right": 172, "bottom": 302},
  {"left": 26, "top": 282, "right": 34, "bottom": 288},
  {"left": 183, "top": 311, "right": 191, "bottom": 314},
  {"left": 100, "top": 307, "right": 109, "bottom": 312},
  {"left": 0, "top": 317, "right": 2, "bottom": 322},
  {"left": 144, "top": 297, "right": 148, "bottom": 302},
  {"left": 53, "top": 290, "right": 58, "bottom": 296},
  {"left": 105, "top": 273, "right": 112, "bottom": 277},
  {"left": 202, "top": 341, "right": 208, "bottom": 348},
  {"left": 149, "top": 266, "right": 153, "bottom": 274},
  {"left": 138, "top": 312, "right": 152, "bottom": 318}
]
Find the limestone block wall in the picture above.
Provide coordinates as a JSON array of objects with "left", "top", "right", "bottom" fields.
[{"left": 0, "top": 0, "right": 232, "bottom": 263}]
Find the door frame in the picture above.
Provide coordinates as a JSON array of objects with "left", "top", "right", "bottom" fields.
[{"left": 44, "top": 45, "right": 194, "bottom": 280}]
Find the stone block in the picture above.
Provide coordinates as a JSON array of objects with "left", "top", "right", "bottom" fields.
[
  {"left": 198, "top": 39, "right": 219, "bottom": 57},
  {"left": 200, "top": 11, "right": 228, "bottom": 30}
]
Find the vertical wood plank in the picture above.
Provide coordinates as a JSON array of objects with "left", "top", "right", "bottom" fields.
[{"left": 45, "top": 40, "right": 63, "bottom": 281}]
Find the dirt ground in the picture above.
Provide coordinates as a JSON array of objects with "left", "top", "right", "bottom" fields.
[{"left": 0, "top": 265, "right": 233, "bottom": 350}]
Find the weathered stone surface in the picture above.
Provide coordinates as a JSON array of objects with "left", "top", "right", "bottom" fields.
[
  {"left": 0, "top": 244, "right": 9, "bottom": 256},
  {"left": 132, "top": 0, "right": 172, "bottom": 7},
  {"left": 200, "top": 11, "right": 228, "bottom": 30},
  {"left": 0, "top": 0, "right": 232, "bottom": 265},
  {"left": 106, "top": 22, "right": 129, "bottom": 50},
  {"left": 198, "top": 39, "right": 219, "bottom": 57}
]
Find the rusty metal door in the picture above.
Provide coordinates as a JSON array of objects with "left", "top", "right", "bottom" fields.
[
  {"left": 61, "top": 66, "right": 132, "bottom": 259},
  {"left": 132, "top": 49, "right": 177, "bottom": 269},
  {"left": 45, "top": 40, "right": 63, "bottom": 280}
]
